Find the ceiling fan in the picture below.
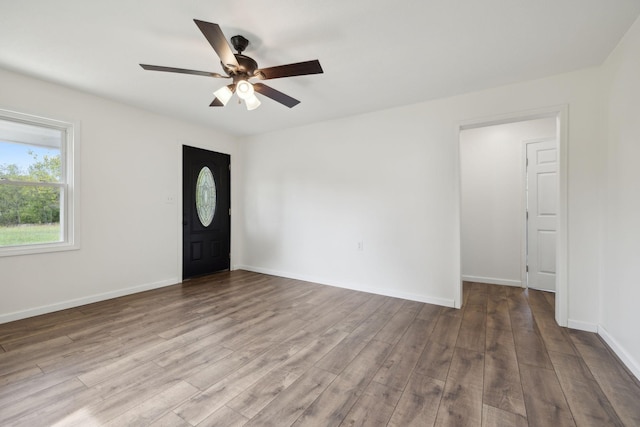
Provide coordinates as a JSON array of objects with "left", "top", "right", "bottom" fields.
[{"left": 140, "top": 19, "right": 324, "bottom": 111}]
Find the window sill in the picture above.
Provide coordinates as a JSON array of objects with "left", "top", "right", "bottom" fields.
[{"left": 0, "top": 241, "right": 80, "bottom": 257}]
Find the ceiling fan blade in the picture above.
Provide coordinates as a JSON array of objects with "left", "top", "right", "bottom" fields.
[
  {"left": 255, "top": 60, "right": 323, "bottom": 80},
  {"left": 193, "top": 19, "right": 239, "bottom": 69},
  {"left": 253, "top": 83, "right": 300, "bottom": 108},
  {"left": 140, "top": 64, "right": 228, "bottom": 78},
  {"left": 210, "top": 98, "right": 225, "bottom": 107}
]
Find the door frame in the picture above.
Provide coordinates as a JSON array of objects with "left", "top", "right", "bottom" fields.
[
  {"left": 521, "top": 137, "right": 558, "bottom": 290},
  {"left": 455, "top": 104, "right": 568, "bottom": 327},
  {"left": 175, "top": 140, "right": 234, "bottom": 282}
]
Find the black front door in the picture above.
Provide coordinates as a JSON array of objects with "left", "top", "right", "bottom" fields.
[{"left": 182, "top": 145, "right": 230, "bottom": 279}]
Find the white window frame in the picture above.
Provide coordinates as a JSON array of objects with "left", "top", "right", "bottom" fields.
[{"left": 0, "top": 109, "right": 79, "bottom": 257}]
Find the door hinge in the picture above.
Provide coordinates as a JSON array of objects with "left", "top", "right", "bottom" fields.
[
  {"left": 526, "top": 265, "right": 529, "bottom": 272},
  {"left": 526, "top": 210, "right": 529, "bottom": 220},
  {"left": 229, "top": 208, "right": 231, "bottom": 216}
]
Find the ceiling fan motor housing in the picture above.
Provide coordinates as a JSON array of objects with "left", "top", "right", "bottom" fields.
[{"left": 223, "top": 54, "right": 258, "bottom": 80}]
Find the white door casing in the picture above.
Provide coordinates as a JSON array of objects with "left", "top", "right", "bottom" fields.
[{"left": 526, "top": 138, "right": 557, "bottom": 292}]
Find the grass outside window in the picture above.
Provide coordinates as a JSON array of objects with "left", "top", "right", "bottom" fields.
[{"left": 0, "top": 224, "right": 61, "bottom": 246}]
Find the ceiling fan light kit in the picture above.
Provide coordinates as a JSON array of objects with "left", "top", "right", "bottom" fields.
[
  {"left": 140, "top": 19, "right": 323, "bottom": 111},
  {"left": 213, "top": 84, "right": 234, "bottom": 106},
  {"left": 235, "top": 80, "right": 253, "bottom": 99},
  {"left": 244, "top": 94, "right": 261, "bottom": 111}
]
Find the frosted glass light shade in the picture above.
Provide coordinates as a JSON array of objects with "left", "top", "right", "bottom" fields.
[
  {"left": 245, "top": 94, "right": 261, "bottom": 111},
  {"left": 213, "top": 85, "right": 233, "bottom": 105},
  {"left": 236, "top": 80, "right": 254, "bottom": 100}
]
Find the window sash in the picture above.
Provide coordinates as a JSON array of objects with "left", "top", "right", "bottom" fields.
[{"left": 0, "top": 109, "right": 77, "bottom": 256}]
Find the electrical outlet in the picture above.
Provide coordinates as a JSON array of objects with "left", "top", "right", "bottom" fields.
[
  {"left": 357, "top": 241, "right": 364, "bottom": 251},
  {"left": 165, "top": 195, "right": 176, "bottom": 204}
]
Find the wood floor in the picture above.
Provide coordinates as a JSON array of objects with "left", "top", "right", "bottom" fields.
[{"left": 1, "top": 271, "right": 639, "bottom": 426}]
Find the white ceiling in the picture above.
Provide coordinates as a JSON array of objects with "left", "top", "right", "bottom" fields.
[{"left": 1, "top": 1, "right": 639, "bottom": 136}]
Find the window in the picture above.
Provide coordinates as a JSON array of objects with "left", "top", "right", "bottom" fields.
[{"left": 0, "top": 109, "right": 78, "bottom": 256}]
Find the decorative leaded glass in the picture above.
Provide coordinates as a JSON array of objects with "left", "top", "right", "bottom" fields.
[{"left": 195, "top": 166, "right": 216, "bottom": 227}]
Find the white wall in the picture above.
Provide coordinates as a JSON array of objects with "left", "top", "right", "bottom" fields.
[
  {"left": 600, "top": 16, "right": 640, "bottom": 378},
  {"left": 460, "top": 118, "right": 556, "bottom": 287},
  {"left": 237, "top": 105, "right": 460, "bottom": 307},
  {"left": 238, "top": 67, "right": 603, "bottom": 320},
  {"left": 0, "top": 68, "right": 239, "bottom": 322}
]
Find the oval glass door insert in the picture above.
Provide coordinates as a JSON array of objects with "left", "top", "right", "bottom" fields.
[{"left": 196, "top": 166, "right": 216, "bottom": 227}]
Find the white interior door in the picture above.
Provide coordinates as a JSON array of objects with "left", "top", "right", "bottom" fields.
[{"left": 526, "top": 139, "right": 557, "bottom": 292}]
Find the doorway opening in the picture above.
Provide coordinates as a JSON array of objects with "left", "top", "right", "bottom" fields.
[{"left": 456, "top": 106, "right": 568, "bottom": 326}]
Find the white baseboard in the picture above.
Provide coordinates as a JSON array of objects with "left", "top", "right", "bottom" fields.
[
  {"left": 461, "top": 275, "right": 522, "bottom": 287},
  {"left": 0, "top": 277, "right": 180, "bottom": 325},
  {"left": 567, "top": 319, "right": 598, "bottom": 333},
  {"left": 236, "top": 265, "right": 456, "bottom": 308},
  {"left": 598, "top": 325, "right": 640, "bottom": 381}
]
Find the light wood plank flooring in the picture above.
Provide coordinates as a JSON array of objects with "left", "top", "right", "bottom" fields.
[{"left": 1, "top": 271, "right": 639, "bottom": 426}]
